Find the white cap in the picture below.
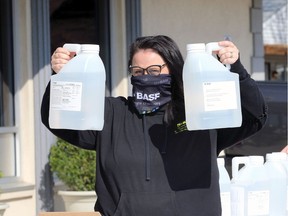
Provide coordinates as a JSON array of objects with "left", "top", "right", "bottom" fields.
[
  {"left": 81, "top": 44, "right": 100, "bottom": 52},
  {"left": 272, "top": 152, "right": 287, "bottom": 161},
  {"left": 266, "top": 153, "right": 283, "bottom": 161},
  {"left": 248, "top": 155, "right": 264, "bottom": 165},
  {"left": 186, "top": 43, "right": 205, "bottom": 52}
]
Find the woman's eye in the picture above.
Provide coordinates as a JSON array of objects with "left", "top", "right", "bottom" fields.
[
  {"left": 134, "top": 70, "right": 143, "bottom": 75},
  {"left": 150, "top": 69, "right": 158, "bottom": 73},
  {"left": 148, "top": 68, "right": 160, "bottom": 75}
]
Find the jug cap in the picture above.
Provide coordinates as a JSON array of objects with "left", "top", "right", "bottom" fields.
[
  {"left": 266, "top": 153, "right": 284, "bottom": 161},
  {"left": 81, "top": 44, "right": 100, "bottom": 52},
  {"left": 271, "top": 152, "right": 287, "bottom": 161},
  {"left": 248, "top": 155, "right": 264, "bottom": 165},
  {"left": 186, "top": 43, "right": 205, "bottom": 52}
]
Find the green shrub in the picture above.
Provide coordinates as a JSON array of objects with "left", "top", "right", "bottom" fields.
[{"left": 49, "top": 138, "right": 96, "bottom": 191}]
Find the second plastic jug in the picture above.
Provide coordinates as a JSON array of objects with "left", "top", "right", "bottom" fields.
[
  {"left": 231, "top": 156, "right": 270, "bottom": 216},
  {"left": 49, "top": 44, "right": 106, "bottom": 130},
  {"left": 272, "top": 152, "right": 288, "bottom": 215},
  {"left": 182, "top": 42, "right": 242, "bottom": 130},
  {"left": 217, "top": 158, "right": 231, "bottom": 216},
  {"left": 264, "top": 153, "right": 287, "bottom": 216}
]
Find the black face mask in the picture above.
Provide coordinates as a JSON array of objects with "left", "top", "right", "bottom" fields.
[{"left": 131, "top": 74, "right": 172, "bottom": 114}]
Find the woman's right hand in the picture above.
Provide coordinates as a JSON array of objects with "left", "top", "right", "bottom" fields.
[{"left": 51, "top": 47, "right": 76, "bottom": 73}]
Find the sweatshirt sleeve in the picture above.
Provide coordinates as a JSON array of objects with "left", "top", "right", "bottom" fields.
[
  {"left": 41, "top": 82, "right": 98, "bottom": 150},
  {"left": 216, "top": 58, "right": 268, "bottom": 153}
]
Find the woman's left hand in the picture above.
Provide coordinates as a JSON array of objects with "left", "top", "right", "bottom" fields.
[{"left": 217, "top": 41, "right": 239, "bottom": 65}]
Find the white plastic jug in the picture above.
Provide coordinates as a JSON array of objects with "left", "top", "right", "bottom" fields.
[
  {"left": 273, "top": 152, "right": 288, "bottom": 215},
  {"left": 49, "top": 43, "right": 106, "bottom": 130},
  {"left": 183, "top": 42, "right": 242, "bottom": 130},
  {"left": 264, "top": 153, "right": 287, "bottom": 216},
  {"left": 231, "top": 156, "right": 270, "bottom": 216},
  {"left": 272, "top": 152, "right": 288, "bottom": 215},
  {"left": 217, "top": 158, "right": 231, "bottom": 216}
]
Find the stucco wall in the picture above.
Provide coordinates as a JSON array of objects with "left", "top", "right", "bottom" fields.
[{"left": 141, "top": 0, "right": 253, "bottom": 71}]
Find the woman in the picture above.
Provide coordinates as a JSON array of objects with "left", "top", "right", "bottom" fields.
[{"left": 41, "top": 35, "right": 267, "bottom": 216}]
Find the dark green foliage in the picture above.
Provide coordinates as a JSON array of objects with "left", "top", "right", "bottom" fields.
[{"left": 49, "top": 138, "right": 96, "bottom": 191}]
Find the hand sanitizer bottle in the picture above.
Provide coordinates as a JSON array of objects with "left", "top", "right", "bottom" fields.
[
  {"left": 49, "top": 44, "right": 106, "bottom": 130},
  {"left": 183, "top": 42, "right": 242, "bottom": 130}
]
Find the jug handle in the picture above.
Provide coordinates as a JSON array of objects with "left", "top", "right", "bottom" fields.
[
  {"left": 206, "top": 42, "right": 231, "bottom": 70},
  {"left": 63, "top": 43, "right": 81, "bottom": 55},
  {"left": 232, "top": 156, "right": 249, "bottom": 180}
]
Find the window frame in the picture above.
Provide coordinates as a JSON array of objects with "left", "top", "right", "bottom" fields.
[{"left": 0, "top": 0, "right": 21, "bottom": 182}]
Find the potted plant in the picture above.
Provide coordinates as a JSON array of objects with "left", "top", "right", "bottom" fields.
[
  {"left": 49, "top": 138, "right": 97, "bottom": 212},
  {"left": 0, "top": 171, "right": 9, "bottom": 216}
]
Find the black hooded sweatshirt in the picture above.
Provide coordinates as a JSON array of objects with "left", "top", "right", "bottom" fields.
[{"left": 41, "top": 59, "right": 267, "bottom": 216}]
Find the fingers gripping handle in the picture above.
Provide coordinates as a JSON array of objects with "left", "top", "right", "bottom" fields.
[
  {"left": 206, "top": 42, "right": 231, "bottom": 70},
  {"left": 63, "top": 43, "right": 81, "bottom": 55}
]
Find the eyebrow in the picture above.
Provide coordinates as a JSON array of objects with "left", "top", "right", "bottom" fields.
[{"left": 129, "top": 64, "right": 166, "bottom": 68}]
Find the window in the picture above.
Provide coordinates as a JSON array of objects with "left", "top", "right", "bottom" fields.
[
  {"left": 263, "top": 0, "right": 288, "bottom": 82},
  {"left": 0, "top": 0, "right": 18, "bottom": 178},
  {"left": 50, "top": 0, "right": 111, "bottom": 92}
]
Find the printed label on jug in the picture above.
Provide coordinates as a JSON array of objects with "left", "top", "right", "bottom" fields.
[
  {"left": 220, "top": 192, "right": 231, "bottom": 216},
  {"left": 231, "top": 186, "right": 245, "bottom": 216},
  {"left": 50, "top": 81, "right": 82, "bottom": 111},
  {"left": 247, "top": 190, "right": 269, "bottom": 215},
  {"left": 203, "top": 81, "right": 237, "bottom": 111}
]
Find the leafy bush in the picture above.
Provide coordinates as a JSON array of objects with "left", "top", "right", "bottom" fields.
[{"left": 49, "top": 138, "right": 96, "bottom": 191}]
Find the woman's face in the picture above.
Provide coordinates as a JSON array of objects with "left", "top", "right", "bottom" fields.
[{"left": 131, "top": 49, "right": 169, "bottom": 76}]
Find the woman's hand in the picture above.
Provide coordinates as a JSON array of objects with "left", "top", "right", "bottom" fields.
[
  {"left": 51, "top": 47, "right": 76, "bottom": 73},
  {"left": 217, "top": 41, "right": 239, "bottom": 65}
]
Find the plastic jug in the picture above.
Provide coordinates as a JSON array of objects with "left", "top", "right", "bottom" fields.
[
  {"left": 231, "top": 156, "right": 270, "bottom": 216},
  {"left": 182, "top": 42, "right": 242, "bottom": 130},
  {"left": 273, "top": 152, "right": 288, "bottom": 214},
  {"left": 217, "top": 158, "right": 231, "bottom": 216},
  {"left": 272, "top": 152, "right": 288, "bottom": 215},
  {"left": 264, "top": 153, "right": 287, "bottom": 216},
  {"left": 49, "top": 44, "right": 106, "bottom": 130}
]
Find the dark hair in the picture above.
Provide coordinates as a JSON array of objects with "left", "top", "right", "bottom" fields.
[{"left": 128, "top": 35, "right": 184, "bottom": 124}]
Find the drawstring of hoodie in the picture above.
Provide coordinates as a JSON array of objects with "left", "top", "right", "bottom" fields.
[
  {"left": 142, "top": 115, "right": 151, "bottom": 181},
  {"left": 142, "top": 115, "right": 169, "bottom": 181},
  {"left": 161, "top": 126, "right": 168, "bottom": 154}
]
